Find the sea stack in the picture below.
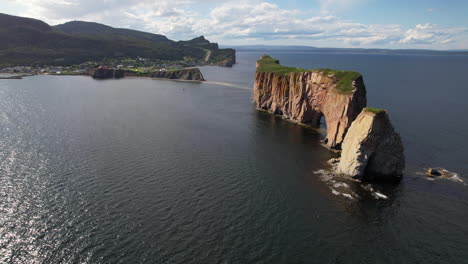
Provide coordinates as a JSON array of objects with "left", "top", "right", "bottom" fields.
[
  {"left": 253, "top": 55, "right": 366, "bottom": 149},
  {"left": 253, "top": 55, "right": 405, "bottom": 181},
  {"left": 336, "top": 108, "right": 405, "bottom": 181}
]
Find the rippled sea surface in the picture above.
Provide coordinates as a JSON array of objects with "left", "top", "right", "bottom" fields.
[{"left": 1, "top": 52, "right": 468, "bottom": 263}]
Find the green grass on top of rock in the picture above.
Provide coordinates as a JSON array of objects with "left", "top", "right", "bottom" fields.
[
  {"left": 364, "top": 107, "right": 386, "bottom": 114},
  {"left": 256, "top": 55, "right": 362, "bottom": 93},
  {"left": 315, "top": 69, "right": 362, "bottom": 93},
  {"left": 256, "top": 55, "right": 307, "bottom": 75}
]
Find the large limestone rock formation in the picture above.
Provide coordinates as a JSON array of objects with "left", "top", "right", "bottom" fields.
[
  {"left": 336, "top": 108, "right": 405, "bottom": 181},
  {"left": 253, "top": 55, "right": 405, "bottom": 180},
  {"left": 254, "top": 55, "right": 366, "bottom": 149}
]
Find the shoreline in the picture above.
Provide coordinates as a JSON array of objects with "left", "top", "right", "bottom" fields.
[
  {"left": 0, "top": 74, "right": 36, "bottom": 79},
  {"left": 1, "top": 72, "right": 255, "bottom": 89},
  {"left": 0, "top": 72, "right": 206, "bottom": 83}
]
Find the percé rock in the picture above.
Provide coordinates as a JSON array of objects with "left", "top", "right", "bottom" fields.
[
  {"left": 336, "top": 109, "right": 405, "bottom": 181},
  {"left": 150, "top": 68, "right": 205, "bottom": 81},
  {"left": 253, "top": 55, "right": 366, "bottom": 149},
  {"left": 253, "top": 55, "right": 405, "bottom": 181},
  {"left": 92, "top": 68, "right": 124, "bottom": 79}
]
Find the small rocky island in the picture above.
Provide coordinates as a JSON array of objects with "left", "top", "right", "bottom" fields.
[
  {"left": 254, "top": 55, "right": 404, "bottom": 182},
  {"left": 90, "top": 67, "right": 205, "bottom": 81}
]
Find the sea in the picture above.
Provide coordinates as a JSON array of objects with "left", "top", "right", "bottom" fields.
[{"left": 1, "top": 51, "right": 467, "bottom": 263}]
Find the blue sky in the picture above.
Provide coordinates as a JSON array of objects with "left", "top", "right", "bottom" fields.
[{"left": 1, "top": 0, "right": 467, "bottom": 49}]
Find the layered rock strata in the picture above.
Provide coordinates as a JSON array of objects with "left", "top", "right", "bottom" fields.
[
  {"left": 336, "top": 109, "right": 405, "bottom": 181},
  {"left": 254, "top": 55, "right": 366, "bottom": 149},
  {"left": 254, "top": 55, "right": 405, "bottom": 180}
]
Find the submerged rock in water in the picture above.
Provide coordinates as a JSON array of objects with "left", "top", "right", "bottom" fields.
[
  {"left": 336, "top": 108, "right": 405, "bottom": 182},
  {"left": 427, "top": 168, "right": 442, "bottom": 177},
  {"left": 425, "top": 167, "right": 462, "bottom": 182}
]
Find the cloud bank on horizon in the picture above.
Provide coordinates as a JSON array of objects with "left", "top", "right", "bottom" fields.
[{"left": 3, "top": 0, "right": 468, "bottom": 49}]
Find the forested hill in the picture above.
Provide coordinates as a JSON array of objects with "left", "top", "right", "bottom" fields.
[
  {"left": 54, "top": 21, "right": 172, "bottom": 43},
  {"left": 0, "top": 13, "right": 235, "bottom": 67}
]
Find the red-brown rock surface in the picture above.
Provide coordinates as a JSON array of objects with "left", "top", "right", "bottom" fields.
[
  {"left": 336, "top": 109, "right": 405, "bottom": 181},
  {"left": 253, "top": 58, "right": 367, "bottom": 149}
]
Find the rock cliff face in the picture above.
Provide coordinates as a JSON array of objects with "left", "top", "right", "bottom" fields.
[
  {"left": 217, "top": 54, "right": 236, "bottom": 67},
  {"left": 150, "top": 68, "right": 205, "bottom": 81},
  {"left": 91, "top": 68, "right": 204, "bottom": 81},
  {"left": 92, "top": 68, "right": 124, "bottom": 79},
  {"left": 336, "top": 109, "right": 405, "bottom": 181},
  {"left": 254, "top": 55, "right": 366, "bottom": 149},
  {"left": 254, "top": 55, "right": 405, "bottom": 181}
]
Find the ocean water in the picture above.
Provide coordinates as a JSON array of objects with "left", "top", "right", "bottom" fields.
[{"left": 1, "top": 52, "right": 467, "bottom": 263}]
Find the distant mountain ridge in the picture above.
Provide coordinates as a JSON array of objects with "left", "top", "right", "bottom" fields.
[
  {"left": 0, "top": 13, "right": 235, "bottom": 67},
  {"left": 178, "top": 36, "right": 218, "bottom": 49},
  {"left": 54, "top": 21, "right": 172, "bottom": 43},
  {"left": 223, "top": 45, "right": 468, "bottom": 56}
]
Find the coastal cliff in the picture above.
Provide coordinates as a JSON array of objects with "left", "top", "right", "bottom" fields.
[
  {"left": 254, "top": 55, "right": 366, "bottom": 149},
  {"left": 150, "top": 68, "right": 205, "bottom": 81},
  {"left": 90, "top": 68, "right": 204, "bottom": 81},
  {"left": 92, "top": 68, "right": 125, "bottom": 79},
  {"left": 336, "top": 108, "right": 405, "bottom": 181},
  {"left": 217, "top": 56, "right": 236, "bottom": 67},
  {"left": 215, "top": 50, "right": 236, "bottom": 67}
]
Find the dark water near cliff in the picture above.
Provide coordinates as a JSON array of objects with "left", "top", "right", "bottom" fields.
[{"left": 1, "top": 52, "right": 468, "bottom": 263}]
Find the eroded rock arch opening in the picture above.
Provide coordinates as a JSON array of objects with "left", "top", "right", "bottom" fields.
[
  {"left": 319, "top": 114, "right": 328, "bottom": 145},
  {"left": 319, "top": 114, "right": 327, "bottom": 129}
]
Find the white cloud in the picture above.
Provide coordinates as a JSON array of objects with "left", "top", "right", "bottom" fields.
[
  {"left": 399, "top": 23, "right": 466, "bottom": 45},
  {"left": 319, "top": 0, "right": 365, "bottom": 14},
  {"left": 6, "top": 0, "right": 468, "bottom": 48}
]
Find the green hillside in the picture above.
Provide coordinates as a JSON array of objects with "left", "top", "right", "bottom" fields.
[
  {"left": 0, "top": 13, "right": 235, "bottom": 67},
  {"left": 54, "top": 21, "right": 172, "bottom": 43},
  {"left": 178, "top": 36, "right": 218, "bottom": 50}
]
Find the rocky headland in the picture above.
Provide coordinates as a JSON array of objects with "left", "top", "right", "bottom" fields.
[
  {"left": 90, "top": 67, "right": 205, "bottom": 81},
  {"left": 254, "top": 55, "right": 405, "bottom": 181},
  {"left": 149, "top": 68, "right": 205, "bottom": 81},
  {"left": 0, "top": 13, "right": 236, "bottom": 68},
  {"left": 91, "top": 68, "right": 125, "bottom": 79},
  {"left": 216, "top": 55, "right": 236, "bottom": 67}
]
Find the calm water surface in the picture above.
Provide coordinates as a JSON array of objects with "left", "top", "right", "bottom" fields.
[{"left": 1, "top": 52, "right": 467, "bottom": 263}]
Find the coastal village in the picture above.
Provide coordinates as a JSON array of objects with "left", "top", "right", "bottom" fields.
[{"left": 0, "top": 56, "right": 200, "bottom": 75}]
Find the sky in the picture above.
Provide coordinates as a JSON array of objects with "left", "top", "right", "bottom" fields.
[{"left": 1, "top": 0, "right": 468, "bottom": 49}]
